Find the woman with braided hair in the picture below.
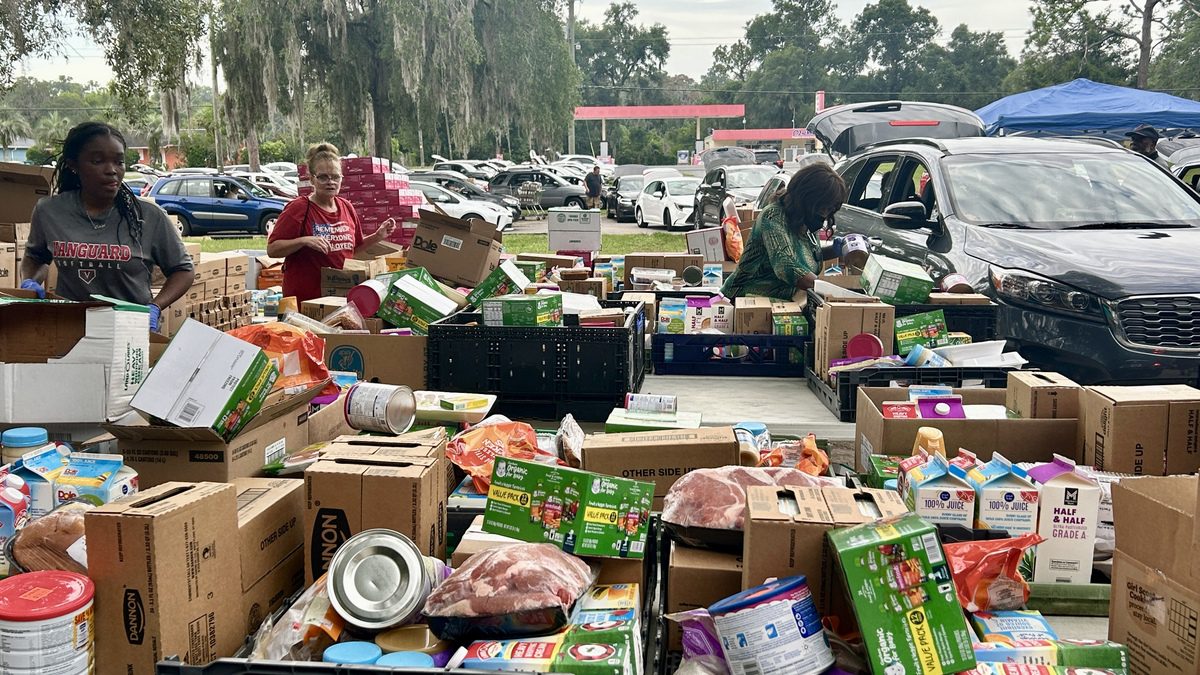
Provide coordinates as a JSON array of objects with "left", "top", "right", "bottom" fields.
[{"left": 20, "top": 122, "right": 194, "bottom": 330}]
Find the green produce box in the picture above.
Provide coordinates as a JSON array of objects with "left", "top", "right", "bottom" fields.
[
  {"left": 894, "top": 309, "right": 948, "bottom": 355},
  {"left": 515, "top": 260, "right": 547, "bottom": 283},
  {"left": 377, "top": 271, "right": 459, "bottom": 335},
  {"left": 467, "top": 259, "right": 532, "bottom": 306},
  {"left": 862, "top": 255, "right": 935, "bottom": 305},
  {"left": 863, "top": 454, "right": 907, "bottom": 489},
  {"left": 552, "top": 632, "right": 639, "bottom": 675},
  {"left": 483, "top": 457, "right": 653, "bottom": 559},
  {"left": 481, "top": 293, "right": 563, "bottom": 327},
  {"left": 829, "top": 512, "right": 976, "bottom": 675},
  {"left": 772, "top": 314, "right": 810, "bottom": 337}
]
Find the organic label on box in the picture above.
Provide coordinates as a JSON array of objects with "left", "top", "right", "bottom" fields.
[{"left": 483, "top": 457, "right": 654, "bottom": 559}]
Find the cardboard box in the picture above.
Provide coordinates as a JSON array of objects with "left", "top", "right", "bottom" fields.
[
  {"left": 855, "top": 388, "right": 1078, "bottom": 471},
  {"left": 408, "top": 209, "right": 504, "bottom": 287},
  {"left": 0, "top": 221, "right": 33, "bottom": 244},
  {"left": 830, "top": 512, "right": 976, "bottom": 675},
  {"left": 1109, "top": 475, "right": 1199, "bottom": 675},
  {"left": 861, "top": 255, "right": 935, "bottom": 304},
  {"left": 324, "top": 334, "right": 426, "bottom": 388},
  {"left": 736, "top": 205, "right": 758, "bottom": 226},
  {"left": 734, "top": 296, "right": 772, "bottom": 334},
  {"left": 184, "top": 280, "right": 206, "bottom": 303},
  {"left": 319, "top": 430, "right": 452, "bottom": 502},
  {"left": 0, "top": 242, "right": 16, "bottom": 286},
  {"left": 514, "top": 260, "right": 546, "bottom": 283},
  {"left": 254, "top": 255, "right": 284, "bottom": 290},
  {"left": 558, "top": 277, "right": 609, "bottom": 299},
  {"left": 131, "top": 320, "right": 277, "bottom": 440},
  {"left": 622, "top": 253, "right": 702, "bottom": 285},
  {"left": 667, "top": 543, "right": 742, "bottom": 650},
  {"left": 300, "top": 296, "right": 347, "bottom": 321},
  {"left": 743, "top": 486, "right": 908, "bottom": 617},
  {"left": 304, "top": 452, "right": 445, "bottom": 583},
  {"left": 1082, "top": 385, "right": 1200, "bottom": 475},
  {"left": 0, "top": 163, "right": 54, "bottom": 223},
  {"left": 466, "top": 259, "right": 532, "bottom": 306},
  {"left": 548, "top": 208, "right": 603, "bottom": 251},
  {"left": 86, "top": 482, "right": 243, "bottom": 675},
  {"left": 1032, "top": 456, "right": 1100, "bottom": 584},
  {"left": 483, "top": 457, "right": 654, "bottom": 559},
  {"left": 194, "top": 253, "right": 225, "bottom": 282},
  {"left": 105, "top": 385, "right": 319, "bottom": 488},
  {"left": 377, "top": 272, "right": 459, "bottom": 335},
  {"left": 306, "top": 394, "right": 356, "bottom": 445},
  {"left": 224, "top": 278, "right": 245, "bottom": 295},
  {"left": 205, "top": 250, "right": 251, "bottom": 278},
  {"left": 813, "top": 297, "right": 896, "bottom": 378},
  {"left": 517, "top": 253, "right": 584, "bottom": 272},
  {"left": 581, "top": 427, "right": 740, "bottom": 508},
  {"left": 621, "top": 293, "right": 657, "bottom": 328},
  {"left": 684, "top": 227, "right": 724, "bottom": 263},
  {"left": 1007, "top": 372, "right": 1082, "bottom": 420},
  {"left": 232, "top": 478, "right": 304, "bottom": 636},
  {"left": 482, "top": 293, "right": 564, "bottom": 327}
]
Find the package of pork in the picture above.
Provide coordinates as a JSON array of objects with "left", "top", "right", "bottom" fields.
[
  {"left": 661, "top": 466, "right": 834, "bottom": 550},
  {"left": 423, "top": 542, "right": 595, "bottom": 641}
]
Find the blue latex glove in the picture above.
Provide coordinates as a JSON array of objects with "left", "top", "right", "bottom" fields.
[
  {"left": 19, "top": 279, "right": 45, "bottom": 299},
  {"left": 147, "top": 303, "right": 161, "bottom": 331},
  {"left": 831, "top": 236, "right": 846, "bottom": 259}
]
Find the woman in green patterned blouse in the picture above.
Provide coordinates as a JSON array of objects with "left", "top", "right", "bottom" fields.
[{"left": 721, "top": 163, "right": 849, "bottom": 301}]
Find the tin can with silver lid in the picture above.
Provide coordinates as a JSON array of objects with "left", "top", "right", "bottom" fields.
[
  {"left": 344, "top": 383, "right": 416, "bottom": 435},
  {"left": 327, "top": 529, "right": 448, "bottom": 630}
]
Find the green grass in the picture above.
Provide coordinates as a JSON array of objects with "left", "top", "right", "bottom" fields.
[{"left": 186, "top": 232, "right": 686, "bottom": 255}]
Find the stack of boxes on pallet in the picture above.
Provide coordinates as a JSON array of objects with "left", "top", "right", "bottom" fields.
[
  {"left": 156, "top": 247, "right": 254, "bottom": 335},
  {"left": 299, "top": 156, "right": 426, "bottom": 247}
]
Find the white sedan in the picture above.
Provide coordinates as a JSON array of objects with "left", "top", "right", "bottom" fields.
[
  {"left": 410, "top": 180, "right": 513, "bottom": 231},
  {"left": 636, "top": 176, "right": 701, "bottom": 230}
]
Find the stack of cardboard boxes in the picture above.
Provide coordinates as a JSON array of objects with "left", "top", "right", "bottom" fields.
[
  {"left": 300, "top": 157, "right": 425, "bottom": 247},
  {"left": 157, "top": 251, "right": 254, "bottom": 336}
]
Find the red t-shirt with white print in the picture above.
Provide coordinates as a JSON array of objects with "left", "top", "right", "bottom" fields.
[{"left": 269, "top": 196, "right": 363, "bottom": 302}]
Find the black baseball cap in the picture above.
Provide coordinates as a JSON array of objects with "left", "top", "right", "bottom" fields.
[{"left": 1125, "top": 124, "right": 1161, "bottom": 141}]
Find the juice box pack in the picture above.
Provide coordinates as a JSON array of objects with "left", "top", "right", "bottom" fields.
[
  {"left": 482, "top": 294, "right": 564, "bottom": 327},
  {"left": 483, "top": 457, "right": 654, "bottom": 559},
  {"left": 972, "top": 639, "right": 1128, "bottom": 668},
  {"left": 829, "top": 512, "right": 976, "bottom": 675},
  {"left": 971, "top": 610, "right": 1058, "bottom": 644},
  {"left": 863, "top": 454, "right": 906, "bottom": 489},
  {"left": 467, "top": 260, "right": 532, "bottom": 306}
]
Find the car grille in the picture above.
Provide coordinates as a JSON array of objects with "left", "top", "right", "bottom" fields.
[{"left": 1116, "top": 296, "right": 1200, "bottom": 351}]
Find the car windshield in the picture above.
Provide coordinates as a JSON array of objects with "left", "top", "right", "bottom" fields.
[
  {"left": 666, "top": 178, "right": 700, "bottom": 195},
  {"left": 620, "top": 177, "right": 645, "bottom": 191},
  {"left": 727, "top": 167, "right": 777, "bottom": 189},
  {"left": 943, "top": 152, "right": 1200, "bottom": 229}
]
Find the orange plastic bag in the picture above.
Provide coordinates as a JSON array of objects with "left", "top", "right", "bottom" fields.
[
  {"left": 723, "top": 216, "right": 744, "bottom": 262},
  {"left": 448, "top": 419, "right": 560, "bottom": 492},
  {"left": 757, "top": 433, "right": 829, "bottom": 475},
  {"left": 944, "top": 532, "right": 1044, "bottom": 612},
  {"left": 228, "top": 322, "right": 339, "bottom": 397}
]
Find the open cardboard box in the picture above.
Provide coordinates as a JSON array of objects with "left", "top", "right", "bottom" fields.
[
  {"left": 854, "top": 387, "right": 1077, "bottom": 471},
  {"left": 0, "top": 163, "right": 54, "bottom": 224},
  {"left": 406, "top": 209, "right": 503, "bottom": 288}
]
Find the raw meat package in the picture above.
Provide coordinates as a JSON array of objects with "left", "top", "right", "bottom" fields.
[
  {"left": 423, "top": 543, "right": 593, "bottom": 641},
  {"left": 661, "top": 466, "right": 831, "bottom": 549}
]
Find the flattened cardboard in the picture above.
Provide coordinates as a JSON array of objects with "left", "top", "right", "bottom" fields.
[
  {"left": 581, "top": 427, "right": 739, "bottom": 508},
  {"left": 1082, "top": 385, "right": 1200, "bottom": 475},
  {"left": 86, "top": 482, "right": 243, "bottom": 675},
  {"left": 854, "top": 387, "right": 1077, "bottom": 472}
]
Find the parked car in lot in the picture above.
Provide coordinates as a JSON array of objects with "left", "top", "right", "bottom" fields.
[
  {"left": 605, "top": 175, "right": 644, "bottom": 221},
  {"left": 488, "top": 168, "right": 587, "bottom": 208},
  {"left": 808, "top": 100, "right": 984, "bottom": 157},
  {"left": 123, "top": 173, "right": 158, "bottom": 197},
  {"left": 410, "top": 170, "right": 522, "bottom": 220},
  {"left": 693, "top": 164, "right": 779, "bottom": 227},
  {"left": 833, "top": 135, "right": 1200, "bottom": 384},
  {"left": 149, "top": 174, "right": 288, "bottom": 236},
  {"left": 637, "top": 172, "right": 701, "bottom": 229},
  {"left": 409, "top": 180, "right": 513, "bottom": 231},
  {"left": 1170, "top": 146, "right": 1200, "bottom": 189},
  {"left": 752, "top": 155, "right": 836, "bottom": 210},
  {"left": 431, "top": 158, "right": 495, "bottom": 187},
  {"left": 752, "top": 148, "right": 784, "bottom": 168},
  {"left": 231, "top": 171, "right": 299, "bottom": 198}
]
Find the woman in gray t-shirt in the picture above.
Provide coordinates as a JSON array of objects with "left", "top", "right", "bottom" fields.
[{"left": 20, "top": 122, "right": 195, "bottom": 331}]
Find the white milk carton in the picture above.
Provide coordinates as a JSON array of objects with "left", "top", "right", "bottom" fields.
[
  {"left": 967, "top": 453, "right": 1040, "bottom": 535},
  {"left": 710, "top": 297, "right": 735, "bottom": 334},
  {"left": 903, "top": 453, "right": 977, "bottom": 527},
  {"left": 1028, "top": 455, "right": 1100, "bottom": 584}
]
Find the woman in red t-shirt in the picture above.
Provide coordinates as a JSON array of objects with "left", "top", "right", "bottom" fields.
[{"left": 267, "top": 142, "right": 397, "bottom": 302}]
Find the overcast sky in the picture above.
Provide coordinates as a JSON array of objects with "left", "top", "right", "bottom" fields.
[{"left": 17, "top": 1, "right": 1057, "bottom": 86}]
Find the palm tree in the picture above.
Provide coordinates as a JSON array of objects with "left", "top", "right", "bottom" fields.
[
  {"left": 0, "top": 112, "right": 32, "bottom": 162},
  {"left": 34, "top": 112, "right": 71, "bottom": 153}
]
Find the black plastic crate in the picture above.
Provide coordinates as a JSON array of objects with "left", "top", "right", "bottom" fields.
[
  {"left": 426, "top": 300, "right": 645, "bottom": 422},
  {"left": 159, "top": 661, "right": 509, "bottom": 674},
  {"left": 651, "top": 333, "right": 807, "bottom": 377},
  {"left": 806, "top": 361, "right": 1015, "bottom": 423},
  {"left": 806, "top": 288, "right": 998, "bottom": 343}
]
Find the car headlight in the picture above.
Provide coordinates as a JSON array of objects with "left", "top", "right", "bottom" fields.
[
  {"left": 503, "top": 197, "right": 519, "bottom": 206},
  {"left": 618, "top": 197, "right": 632, "bottom": 205},
  {"left": 989, "top": 267, "right": 1103, "bottom": 318}
]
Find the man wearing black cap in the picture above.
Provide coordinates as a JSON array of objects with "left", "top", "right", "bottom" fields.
[{"left": 1125, "top": 124, "right": 1168, "bottom": 168}]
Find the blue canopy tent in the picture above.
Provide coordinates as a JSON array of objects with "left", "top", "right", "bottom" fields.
[{"left": 976, "top": 78, "right": 1200, "bottom": 136}]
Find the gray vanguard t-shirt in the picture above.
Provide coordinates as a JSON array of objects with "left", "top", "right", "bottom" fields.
[{"left": 25, "top": 192, "right": 193, "bottom": 304}]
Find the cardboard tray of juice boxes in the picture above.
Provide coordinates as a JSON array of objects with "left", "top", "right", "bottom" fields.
[{"left": 804, "top": 261, "right": 1012, "bottom": 422}]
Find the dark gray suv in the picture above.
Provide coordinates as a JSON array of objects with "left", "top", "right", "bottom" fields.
[{"left": 835, "top": 136, "right": 1200, "bottom": 384}]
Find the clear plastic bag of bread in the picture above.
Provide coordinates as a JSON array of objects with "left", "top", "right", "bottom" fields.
[
  {"left": 8, "top": 500, "right": 93, "bottom": 574},
  {"left": 321, "top": 302, "right": 365, "bottom": 331}
]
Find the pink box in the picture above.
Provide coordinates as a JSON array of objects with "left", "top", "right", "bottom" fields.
[
  {"left": 299, "top": 185, "right": 313, "bottom": 197},
  {"left": 343, "top": 156, "right": 389, "bottom": 175},
  {"left": 361, "top": 220, "right": 416, "bottom": 247},
  {"left": 298, "top": 165, "right": 308, "bottom": 178},
  {"left": 341, "top": 172, "right": 408, "bottom": 192}
]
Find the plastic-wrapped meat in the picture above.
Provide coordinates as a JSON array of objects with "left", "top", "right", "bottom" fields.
[
  {"left": 662, "top": 466, "right": 833, "bottom": 530},
  {"left": 423, "top": 543, "right": 593, "bottom": 641}
]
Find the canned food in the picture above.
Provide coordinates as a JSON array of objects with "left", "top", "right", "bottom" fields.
[
  {"left": 0, "top": 571, "right": 94, "bottom": 673},
  {"left": 624, "top": 393, "right": 677, "bottom": 415},
  {"left": 344, "top": 383, "right": 416, "bottom": 435},
  {"left": 841, "top": 233, "right": 871, "bottom": 269},
  {"left": 940, "top": 273, "right": 973, "bottom": 293},
  {"left": 327, "top": 529, "right": 448, "bottom": 630}
]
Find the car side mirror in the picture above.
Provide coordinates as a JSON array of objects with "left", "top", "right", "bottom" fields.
[
  {"left": 883, "top": 201, "right": 929, "bottom": 229},
  {"left": 654, "top": 190, "right": 665, "bottom": 198}
]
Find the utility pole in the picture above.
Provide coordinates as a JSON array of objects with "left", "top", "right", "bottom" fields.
[
  {"left": 209, "top": 14, "right": 223, "bottom": 171},
  {"left": 566, "top": 0, "right": 576, "bottom": 155}
]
